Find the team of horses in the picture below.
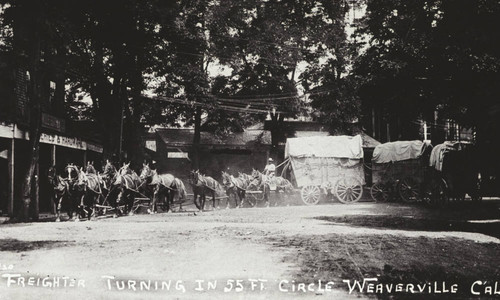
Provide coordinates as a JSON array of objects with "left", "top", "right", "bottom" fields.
[{"left": 46, "top": 161, "right": 294, "bottom": 222}]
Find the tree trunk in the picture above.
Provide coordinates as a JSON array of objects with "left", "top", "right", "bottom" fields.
[
  {"left": 269, "top": 113, "right": 285, "bottom": 149},
  {"left": 20, "top": 11, "right": 42, "bottom": 221},
  {"left": 90, "top": 41, "right": 123, "bottom": 163},
  {"left": 192, "top": 106, "right": 202, "bottom": 170}
]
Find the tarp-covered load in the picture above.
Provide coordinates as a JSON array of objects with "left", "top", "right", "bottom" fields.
[
  {"left": 371, "top": 140, "right": 431, "bottom": 185},
  {"left": 372, "top": 140, "right": 427, "bottom": 164},
  {"left": 285, "top": 135, "right": 364, "bottom": 159},
  {"left": 285, "top": 135, "right": 365, "bottom": 188},
  {"left": 429, "top": 141, "right": 468, "bottom": 171}
]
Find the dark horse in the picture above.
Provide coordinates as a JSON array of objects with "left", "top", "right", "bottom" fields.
[
  {"left": 65, "top": 163, "right": 88, "bottom": 219},
  {"left": 100, "top": 159, "right": 117, "bottom": 191},
  {"left": 141, "top": 165, "right": 186, "bottom": 213},
  {"left": 113, "top": 163, "right": 143, "bottom": 216},
  {"left": 221, "top": 171, "right": 248, "bottom": 208},
  {"left": 189, "top": 170, "right": 225, "bottom": 210},
  {"left": 47, "top": 166, "right": 78, "bottom": 222}
]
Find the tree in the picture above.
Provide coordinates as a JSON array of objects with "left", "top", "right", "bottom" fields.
[
  {"left": 150, "top": 0, "right": 358, "bottom": 163},
  {"left": 353, "top": 0, "right": 500, "bottom": 144},
  {"left": 63, "top": 0, "right": 177, "bottom": 166},
  {"left": 206, "top": 0, "right": 357, "bottom": 145}
]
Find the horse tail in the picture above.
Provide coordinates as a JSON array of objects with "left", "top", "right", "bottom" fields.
[
  {"left": 175, "top": 178, "right": 187, "bottom": 199},
  {"left": 276, "top": 177, "right": 294, "bottom": 193},
  {"left": 285, "top": 179, "right": 294, "bottom": 193},
  {"left": 216, "top": 181, "right": 225, "bottom": 194}
]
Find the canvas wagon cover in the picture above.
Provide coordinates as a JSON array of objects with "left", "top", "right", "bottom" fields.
[
  {"left": 285, "top": 135, "right": 364, "bottom": 159},
  {"left": 285, "top": 135, "right": 364, "bottom": 187},
  {"left": 372, "top": 140, "right": 426, "bottom": 164}
]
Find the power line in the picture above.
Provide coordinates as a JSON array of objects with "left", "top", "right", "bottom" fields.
[
  {"left": 142, "top": 94, "right": 288, "bottom": 115},
  {"left": 213, "top": 89, "right": 334, "bottom": 103}
]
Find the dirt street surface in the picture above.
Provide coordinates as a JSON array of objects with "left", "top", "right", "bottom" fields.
[{"left": 1, "top": 200, "right": 499, "bottom": 299}]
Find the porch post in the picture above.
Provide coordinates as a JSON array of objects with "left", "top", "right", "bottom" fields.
[
  {"left": 50, "top": 144, "right": 56, "bottom": 214},
  {"left": 32, "top": 162, "right": 39, "bottom": 221},
  {"left": 83, "top": 150, "right": 87, "bottom": 167},
  {"left": 386, "top": 123, "right": 391, "bottom": 142},
  {"left": 7, "top": 138, "right": 14, "bottom": 216},
  {"left": 51, "top": 144, "right": 56, "bottom": 166}
]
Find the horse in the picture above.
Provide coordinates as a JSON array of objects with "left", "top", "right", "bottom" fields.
[
  {"left": 250, "top": 169, "right": 294, "bottom": 206},
  {"left": 238, "top": 172, "right": 254, "bottom": 186},
  {"left": 85, "top": 161, "right": 97, "bottom": 174},
  {"left": 76, "top": 166, "right": 105, "bottom": 220},
  {"left": 147, "top": 167, "right": 187, "bottom": 213},
  {"left": 221, "top": 171, "right": 248, "bottom": 208},
  {"left": 189, "top": 170, "right": 225, "bottom": 210},
  {"left": 113, "top": 162, "right": 143, "bottom": 216},
  {"left": 63, "top": 163, "right": 86, "bottom": 219},
  {"left": 100, "top": 159, "right": 117, "bottom": 191},
  {"left": 140, "top": 163, "right": 178, "bottom": 213},
  {"left": 47, "top": 166, "right": 77, "bottom": 222}
]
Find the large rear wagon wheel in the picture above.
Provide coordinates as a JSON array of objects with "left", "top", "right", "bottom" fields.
[
  {"left": 398, "top": 177, "right": 420, "bottom": 203},
  {"left": 335, "top": 176, "right": 363, "bottom": 204},
  {"left": 301, "top": 185, "right": 321, "bottom": 205},
  {"left": 370, "top": 182, "right": 389, "bottom": 202}
]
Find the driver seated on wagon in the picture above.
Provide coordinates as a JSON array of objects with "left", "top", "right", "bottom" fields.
[
  {"left": 264, "top": 158, "right": 278, "bottom": 191},
  {"left": 264, "top": 158, "right": 276, "bottom": 178}
]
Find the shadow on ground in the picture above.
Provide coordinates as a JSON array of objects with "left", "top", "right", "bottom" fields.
[
  {"left": 316, "top": 202, "right": 500, "bottom": 239},
  {"left": 0, "top": 239, "right": 72, "bottom": 252},
  {"left": 270, "top": 233, "right": 500, "bottom": 299}
]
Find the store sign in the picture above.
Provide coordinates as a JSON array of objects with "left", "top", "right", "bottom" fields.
[
  {"left": 87, "top": 142, "right": 104, "bottom": 153},
  {"left": 2, "top": 123, "right": 103, "bottom": 152},
  {"left": 168, "top": 152, "right": 188, "bottom": 159},
  {"left": 40, "top": 133, "right": 86, "bottom": 150},
  {"left": 41, "top": 113, "right": 66, "bottom": 133}
]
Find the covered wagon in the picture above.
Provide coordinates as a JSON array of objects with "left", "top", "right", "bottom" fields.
[
  {"left": 370, "top": 140, "right": 431, "bottom": 202},
  {"left": 284, "top": 135, "right": 365, "bottom": 205}
]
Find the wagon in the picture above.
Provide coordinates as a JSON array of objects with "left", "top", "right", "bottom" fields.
[
  {"left": 370, "top": 140, "right": 432, "bottom": 202},
  {"left": 429, "top": 141, "right": 481, "bottom": 203},
  {"left": 284, "top": 135, "right": 365, "bottom": 205}
]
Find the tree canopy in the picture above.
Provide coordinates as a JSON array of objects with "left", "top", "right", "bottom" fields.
[{"left": 353, "top": 0, "right": 500, "bottom": 142}]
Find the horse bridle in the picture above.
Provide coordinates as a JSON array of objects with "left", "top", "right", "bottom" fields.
[{"left": 190, "top": 171, "right": 202, "bottom": 185}]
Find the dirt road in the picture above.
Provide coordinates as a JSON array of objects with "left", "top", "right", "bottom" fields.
[{"left": 0, "top": 201, "right": 499, "bottom": 299}]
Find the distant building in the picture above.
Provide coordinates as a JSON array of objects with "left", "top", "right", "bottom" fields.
[
  {"left": 154, "top": 127, "right": 272, "bottom": 183},
  {"left": 361, "top": 105, "right": 475, "bottom": 145},
  {"left": 261, "top": 119, "right": 379, "bottom": 148}
]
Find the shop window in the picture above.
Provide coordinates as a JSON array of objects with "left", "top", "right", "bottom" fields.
[{"left": 49, "top": 81, "right": 56, "bottom": 104}]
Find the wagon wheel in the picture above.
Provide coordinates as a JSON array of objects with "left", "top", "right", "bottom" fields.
[
  {"left": 398, "top": 177, "right": 420, "bottom": 203},
  {"left": 159, "top": 198, "right": 169, "bottom": 211},
  {"left": 224, "top": 192, "right": 235, "bottom": 208},
  {"left": 335, "top": 176, "right": 363, "bottom": 204},
  {"left": 430, "top": 178, "right": 449, "bottom": 206},
  {"left": 301, "top": 185, "right": 321, "bottom": 205},
  {"left": 370, "top": 182, "right": 389, "bottom": 202},
  {"left": 96, "top": 195, "right": 108, "bottom": 216},
  {"left": 245, "top": 191, "right": 263, "bottom": 207}
]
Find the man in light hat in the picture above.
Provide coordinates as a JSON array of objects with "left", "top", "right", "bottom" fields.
[{"left": 264, "top": 157, "right": 276, "bottom": 178}]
